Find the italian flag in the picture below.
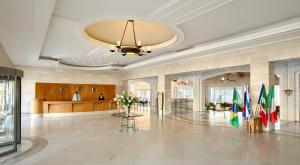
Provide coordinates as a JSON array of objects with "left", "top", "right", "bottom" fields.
[
  {"left": 268, "top": 85, "right": 278, "bottom": 125},
  {"left": 258, "top": 84, "right": 268, "bottom": 128}
]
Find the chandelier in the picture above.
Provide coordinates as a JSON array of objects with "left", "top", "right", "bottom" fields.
[{"left": 110, "top": 20, "right": 152, "bottom": 56}]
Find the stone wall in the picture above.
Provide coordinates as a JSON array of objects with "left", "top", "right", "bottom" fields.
[
  {"left": 123, "top": 38, "right": 300, "bottom": 121},
  {"left": 274, "top": 60, "right": 300, "bottom": 121},
  {"left": 124, "top": 38, "right": 300, "bottom": 80}
]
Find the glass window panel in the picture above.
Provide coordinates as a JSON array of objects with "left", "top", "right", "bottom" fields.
[
  {"left": 0, "top": 77, "right": 16, "bottom": 155},
  {"left": 175, "top": 87, "right": 193, "bottom": 99},
  {"left": 208, "top": 86, "right": 243, "bottom": 103}
]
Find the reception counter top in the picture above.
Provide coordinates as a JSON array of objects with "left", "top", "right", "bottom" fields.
[{"left": 42, "top": 100, "right": 117, "bottom": 113}]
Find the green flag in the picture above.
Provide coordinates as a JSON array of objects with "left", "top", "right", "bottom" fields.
[{"left": 230, "top": 88, "right": 240, "bottom": 128}]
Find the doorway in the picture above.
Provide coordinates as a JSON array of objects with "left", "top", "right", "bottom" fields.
[
  {"left": 0, "top": 68, "right": 22, "bottom": 157},
  {"left": 127, "top": 77, "right": 158, "bottom": 113}
]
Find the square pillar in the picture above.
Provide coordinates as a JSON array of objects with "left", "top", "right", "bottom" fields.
[
  {"left": 193, "top": 78, "right": 200, "bottom": 112},
  {"left": 250, "top": 56, "right": 275, "bottom": 131},
  {"left": 199, "top": 79, "right": 206, "bottom": 111},
  {"left": 157, "top": 75, "right": 164, "bottom": 115},
  {"left": 157, "top": 75, "right": 172, "bottom": 115},
  {"left": 164, "top": 76, "right": 172, "bottom": 115}
]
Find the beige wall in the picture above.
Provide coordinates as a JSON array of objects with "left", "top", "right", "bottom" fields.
[
  {"left": 123, "top": 38, "right": 300, "bottom": 118},
  {"left": 17, "top": 66, "right": 123, "bottom": 114},
  {"left": 274, "top": 61, "right": 300, "bottom": 121},
  {"left": 0, "top": 42, "right": 14, "bottom": 67},
  {"left": 124, "top": 38, "right": 300, "bottom": 79}
]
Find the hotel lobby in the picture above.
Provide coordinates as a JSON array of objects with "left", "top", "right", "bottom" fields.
[{"left": 1, "top": 0, "right": 300, "bottom": 164}]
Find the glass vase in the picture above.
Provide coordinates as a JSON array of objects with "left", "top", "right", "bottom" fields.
[{"left": 126, "top": 105, "right": 131, "bottom": 115}]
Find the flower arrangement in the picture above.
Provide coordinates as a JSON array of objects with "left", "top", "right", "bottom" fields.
[{"left": 114, "top": 91, "right": 139, "bottom": 113}]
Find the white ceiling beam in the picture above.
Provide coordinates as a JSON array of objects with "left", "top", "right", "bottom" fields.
[{"left": 32, "top": 0, "right": 57, "bottom": 60}]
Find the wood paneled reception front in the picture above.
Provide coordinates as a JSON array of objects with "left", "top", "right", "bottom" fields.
[
  {"left": 43, "top": 101, "right": 117, "bottom": 113},
  {"left": 32, "top": 82, "right": 117, "bottom": 114}
]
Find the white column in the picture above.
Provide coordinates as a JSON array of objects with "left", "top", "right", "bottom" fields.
[
  {"left": 250, "top": 55, "right": 275, "bottom": 131},
  {"left": 193, "top": 77, "right": 200, "bottom": 111},
  {"left": 164, "top": 75, "right": 172, "bottom": 115},
  {"left": 157, "top": 75, "right": 170, "bottom": 115}
]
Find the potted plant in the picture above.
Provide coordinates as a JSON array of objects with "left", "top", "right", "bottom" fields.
[{"left": 114, "top": 91, "right": 139, "bottom": 115}]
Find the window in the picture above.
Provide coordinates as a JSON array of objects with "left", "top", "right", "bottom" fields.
[
  {"left": 176, "top": 87, "right": 193, "bottom": 99},
  {"left": 208, "top": 87, "right": 242, "bottom": 103},
  {"left": 136, "top": 89, "right": 150, "bottom": 100}
]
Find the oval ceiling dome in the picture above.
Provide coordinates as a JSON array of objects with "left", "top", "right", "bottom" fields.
[{"left": 84, "top": 19, "right": 177, "bottom": 49}]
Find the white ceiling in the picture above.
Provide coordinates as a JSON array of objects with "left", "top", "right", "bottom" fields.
[{"left": 1, "top": 0, "right": 300, "bottom": 70}]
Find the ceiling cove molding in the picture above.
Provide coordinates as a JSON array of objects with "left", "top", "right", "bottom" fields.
[
  {"left": 37, "top": 57, "right": 124, "bottom": 71},
  {"left": 57, "top": 63, "right": 124, "bottom": 71},
  {"left": 77, "top": 16, "right": 185, "bottom": 50},
  {"left": 150, "top": 0, "right": 233, "bottom": 25},
  {"left": 124, "top": 17, "right": 300, "bottom": 69},
  {"left": 149, "top": 0, "right": 181, "bottom": 18},
  {"left": 150, "top": 0, "right": 194, "bottom": 21}
]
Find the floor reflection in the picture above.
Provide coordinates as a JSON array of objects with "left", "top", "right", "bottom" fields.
[
  {"left": 275, "top": 121, "right": 300, "bottom": 136},
  {"left": 171, "top": 110, "right": 247, "bottom": 128},
  {"left": 5, "top": 111, "right": 300, "bottom": 164},
  {"left": 172, "top": 110, "right": 300, "bottom": 136}
]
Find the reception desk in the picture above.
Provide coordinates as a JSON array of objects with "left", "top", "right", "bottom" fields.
[{"left": 42, "top": 101, "right": 117, "bottom": 113}]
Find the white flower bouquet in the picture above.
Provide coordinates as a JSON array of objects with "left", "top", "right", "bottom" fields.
[{"left": 114, "top": 91, "right": 139, "bottom": 109}]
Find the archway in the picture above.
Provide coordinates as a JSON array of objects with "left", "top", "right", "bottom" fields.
[
  {"left": 129, "top": 81, "right": 151, "bottom": 102},
  {"left": 127, "top": 77, "right": 158, "bottom": 113},
  {"left": 198, "top": 72, "right": 250, "bottom": 126}
]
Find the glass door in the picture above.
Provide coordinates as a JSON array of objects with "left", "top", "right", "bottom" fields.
[{"left": 0, "top": 75, "right": 17, "bottom": 156}]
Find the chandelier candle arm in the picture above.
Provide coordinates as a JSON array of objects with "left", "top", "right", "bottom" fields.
[
  {"left": 109, "top": 20, "right": 153, "bottom": 56},
  {"left": 119, "top": 20, "right": 130, "bottom": 48},
  {"left": 131, "top": 20, "right": 139, "bottom": 48}
]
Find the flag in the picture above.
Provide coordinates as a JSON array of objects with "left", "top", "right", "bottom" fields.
[
  {"left": 243, "top": 86, "right": 251, "bottom": 119},
  {"left": 268, "top": 85, "right": 278, "bottom": 125},
  {"left": 230, "top": 87, "right": 240, "bottom": 128},
  {"left": 257, "top": 84, "right": 268, "bottom": 128}
]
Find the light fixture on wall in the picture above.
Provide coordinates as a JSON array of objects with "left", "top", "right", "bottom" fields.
[
  {"left": 91, "top": 87, "right": 98, "bottom": 92},
  {"left": 59, "top": 86, "right": 67, "bottom": 92},
  {"left": 75, "top": 86, "right": 81, "bottom": 92},
  {"left": 174, "top": 78, "right": 190, "bottom": 85},
  {"left": 283, "top": 89, "right": 293, "bottom": 96},
  {"left": 283, "top": 63, "right": 293, "bottom": 96},
  {"left": 220, "top": 73, "right": 236, "bottom": 83},
  {"left": 110, "top": 20, "right": 152, "bottom": 56}
]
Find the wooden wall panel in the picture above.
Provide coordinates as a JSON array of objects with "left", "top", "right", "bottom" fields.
[
  {"left": 93, "top": 103, "right": 103, "bottom": 111},
  {"left": 111, "top": 102, "right": 117, "bottom": 109},
  {"left": 31, "top": 99, "right": 43, "bottom": 114},
  {"left": 48, "top": 103, "right": 72, "bottom": 113},
  {"left": 35, "top": 82, "right": 116, "bottom": 101},
  {"left": 73, "top": 103, "right": 93, "bottom": 112}
]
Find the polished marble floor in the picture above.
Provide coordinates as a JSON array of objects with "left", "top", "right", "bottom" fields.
[
  {"left": 1, "top": 111, "right": 300, "bottom": 165},
  {"left": 171, "top": 110, "right": 245, "bottom": 127},
  {"left": 275, "top": 121, "right": 300, "bottom": 136},
  {"left": 172, "top": 110, "right": 299, "bottom": 136}
]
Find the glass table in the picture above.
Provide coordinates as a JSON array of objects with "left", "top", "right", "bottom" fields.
[{"left": 111, "top": 112, "right": 144, "bottom": 128}]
